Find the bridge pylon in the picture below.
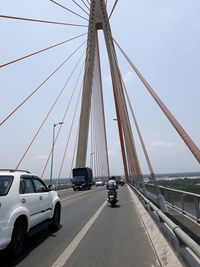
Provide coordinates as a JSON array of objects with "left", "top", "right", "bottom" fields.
[{"left": 75, "top": 0, "right": 142, "bottom": 183}]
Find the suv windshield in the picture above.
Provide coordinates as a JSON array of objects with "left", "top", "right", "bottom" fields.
[
  {"left": 73, "top": 176, "right": 85, "bottom": 182},
  {"left": 0, "top": 176, "right": 14, "bottom": 196}
]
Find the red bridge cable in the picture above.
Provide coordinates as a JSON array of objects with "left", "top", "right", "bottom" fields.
[
  {"left": 0, "top": 33, "right": 87, "bottom": 68},
  {"left": 91, "top": 93, "right": 96, "bottom": 178},
  {"left": 0, "top": 15, "right": 87, "bottom": 27},
  {"left": 86, "top": 0, "right": 91, "bottom": 7},
  {"left": 93, "top": 113, "right": 99, "bottom": 179},
  {"left": 40, "top": 39, "right": 90, "bottom": 179},
  {"left": 40, "top": 52, "right": 86, "bottom": 178},
  {"left": 57, "top": 84, "right": 83, "bottom": 181},
  {"left": 80, "top": 0, "right": 90, "bottom": 11},
  {"left": 90, "top": 36, "right": 109, "bottom": 179},
  {"left": 71, "top": 0, "right": 89, "bottom": 16},
  {"left": 122, "top": 78, "right": 164, "bottom": 196},
  {"left": 113, "top": 38, "right": 200, "bottom": 164},
  {"left": 93, "top": 97, "right": 105, "bottom": 179},
  {"left": 93, "top": 113, "right": 98, "bottom": 179},
  {"left": 57, "top": 64, "right": 84, "bottom": 179},
  {"left": 90, "top": 102, "right": 94, "bottom": 171},
  {"left": 49, "top": 0, "right": 88, "bottom": 21},
  {"left": 108, "top": 35, "right": 142, "bottom": 179},
  {"left": 69, "top": 125, "right": 79, "bottom": 178},
  {"left": 15, "top": 52, "right": 86, "bottom": 170},
  {"left": 15, "top": 79, "right": 71, "bottom": 170},
  {"left": 108, "top": 0, "right": 118, "bottom": 20},
  {"left": 96, "top": 36, "right": 110, "bottom": 177},
  {"left": 0, "top": 40, "right": 86, "bottom": 126},
  {"left": 121, "top": 78, "right": 155, "bottom": 176},
  {"left": 92, "top": 89, "right": 99, "bottom": 179}
]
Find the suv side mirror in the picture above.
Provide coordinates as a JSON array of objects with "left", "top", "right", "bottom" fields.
[{"left": 48, "top": 185, "right": 55, "bottom": 191}]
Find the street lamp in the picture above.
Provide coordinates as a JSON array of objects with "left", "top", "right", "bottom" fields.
[{"left": 50, "top": 122, "right": 63, "bottom": 185}]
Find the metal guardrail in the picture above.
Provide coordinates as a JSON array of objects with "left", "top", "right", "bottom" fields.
[
  {"left": 143, "top": 183, "right": 200, "bottom": 223},
  {"left": 129, "top": 184, "right": 200, "bottom": 265},
  {"left": 53, "top": 183, "right": 72, "bottom": 190}
]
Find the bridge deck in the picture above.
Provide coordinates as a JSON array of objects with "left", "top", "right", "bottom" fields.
[
  {"left": 63, "top": 186, "right": 160, "bottom": 267},
  {"left": 1, "top": 186, "right": 182, "bottom": 266}
]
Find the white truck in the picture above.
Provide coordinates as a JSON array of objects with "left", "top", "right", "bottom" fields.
[{"left": 0, "top": 169, "right": 61, "bottom": 256}]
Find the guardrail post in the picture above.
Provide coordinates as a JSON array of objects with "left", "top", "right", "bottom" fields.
[
  {"left": 194, "top": 197, "right": 200, "bottom": 223},
  {"left": 157, "top": 193, "right": 168, "bottom": 213},
  {"left": 181, "top": 194, "right": 185, "bottom": 214},
  {"left": 171, "top": 191, "right": 175, "bottom": 207}
]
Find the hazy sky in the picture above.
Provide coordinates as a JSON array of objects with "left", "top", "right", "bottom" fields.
[{"left": 1, "top": 0, "right": 200, "bottom": 177}]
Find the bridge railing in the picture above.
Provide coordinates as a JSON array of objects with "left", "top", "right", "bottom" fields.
[
  {"left": 129, "top": 184, "right": 200, "bottom": 266},
  {"left": 54, "top": 183, "right": 72, "bottom": 190},
  {"left": 143, "top": 183, "right": 200, "bottom": 223}
]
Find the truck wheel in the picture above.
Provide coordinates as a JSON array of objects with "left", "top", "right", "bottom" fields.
[
  {"left": 50, "top": 204, "right": 61, "bottom": 231},
  {"left": 8, "top": 220, "right": 26, "bottom": 257}
]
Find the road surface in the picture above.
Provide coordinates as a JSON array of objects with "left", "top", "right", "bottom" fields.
[{"left": 1, "top": 185, "right": 180, "bottom": 266}]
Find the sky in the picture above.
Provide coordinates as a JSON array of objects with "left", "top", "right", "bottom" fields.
[{"left": 0, "top": 0, "right": 200, "bottom": 178}]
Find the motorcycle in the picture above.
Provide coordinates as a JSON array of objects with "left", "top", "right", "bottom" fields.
[{"left": 107, "top": 190, "right": 118, "bottom": 207}]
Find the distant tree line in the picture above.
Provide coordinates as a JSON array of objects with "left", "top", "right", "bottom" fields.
[{"left": 154, "top": 178, "right": 200, "bottom": 194}]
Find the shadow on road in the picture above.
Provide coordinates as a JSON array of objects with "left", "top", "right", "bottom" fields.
[
  {"left": 0, "top": 224, "right": 62, "bottom": 267},
  {"left": 108, "top": 204, "right": 121, "bottom": 208}
]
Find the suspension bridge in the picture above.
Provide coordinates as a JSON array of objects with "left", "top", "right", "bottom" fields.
[{"left": 1, "top": 0, "right": 200, "bottom": 266}]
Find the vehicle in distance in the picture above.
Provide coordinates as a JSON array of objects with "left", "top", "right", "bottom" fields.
[
  {"left": 72, "top": 167, "right": 93, "bottom": 190},
  {"left": 0, "top": 169, "right": 61, "bottom": 257},
  {"left": 95, "top": 178, "right": 104, "bottom": 186},
  {"left": 119, "top": 179, "right": 125, "bottom": 186}
]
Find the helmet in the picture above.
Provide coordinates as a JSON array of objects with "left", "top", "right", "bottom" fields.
[{"left": 110, "top": 176, "right": 115, "bottom": 180}]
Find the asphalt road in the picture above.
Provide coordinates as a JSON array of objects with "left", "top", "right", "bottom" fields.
[{"left": 1, "top": 185, "right": 160, "bottom": 267}]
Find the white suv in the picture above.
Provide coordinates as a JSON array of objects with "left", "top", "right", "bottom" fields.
[
  {"left": 0, "top": 169, "right": 61, "bottom": 256},
  {"left": 95, "top": 178, "right": 104, "bottom": 186}
]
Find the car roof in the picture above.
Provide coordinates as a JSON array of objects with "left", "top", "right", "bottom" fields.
[{"left": 0, "top": 169, "right": 32, "bottom": 176}]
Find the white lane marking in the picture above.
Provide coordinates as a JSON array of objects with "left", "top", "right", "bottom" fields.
[{"left": 51, "top": 200, "right": 107, "bottom": 267}]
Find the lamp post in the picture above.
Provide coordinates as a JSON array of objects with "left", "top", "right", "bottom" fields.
[{"left": 50, "top": 122, "right": 63, "bottom": 185}]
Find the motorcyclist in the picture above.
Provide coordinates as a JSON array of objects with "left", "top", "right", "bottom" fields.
[{"left": 107, "top": 176, "right": 118, "bottom": 200}]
